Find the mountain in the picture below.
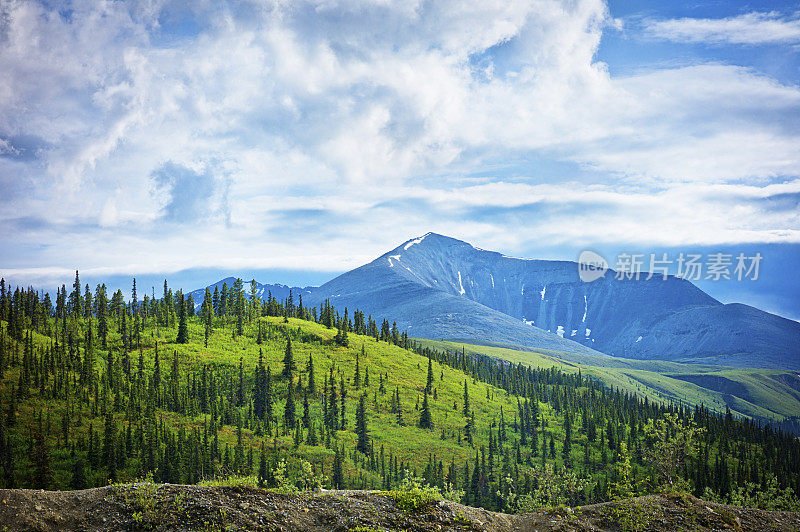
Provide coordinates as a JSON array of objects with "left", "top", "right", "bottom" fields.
[
  {"left": 303, "top": 233, "right": 800, "bottom": 370},
  {"left": 302, "top": 236, "right": 608, "bottom": 360},
  {"left": 187, "top": 277, "right": 314, "bottom": 310}
]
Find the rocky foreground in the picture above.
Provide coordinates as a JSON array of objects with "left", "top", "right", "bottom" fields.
[{"left": 1, "top": 484, "right": 799, "bottom": 531}]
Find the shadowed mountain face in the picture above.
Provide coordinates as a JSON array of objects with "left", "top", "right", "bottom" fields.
[
  {"left": 303, "top": 233, "right": 800, "bottom": 369},
  {"left": 190, "top": 234, "right": 799, "bottom": 369}
]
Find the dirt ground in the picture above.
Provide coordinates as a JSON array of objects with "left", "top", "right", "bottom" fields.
[{"left": 0, "top": 484, "right": 799, "bottom": 531}]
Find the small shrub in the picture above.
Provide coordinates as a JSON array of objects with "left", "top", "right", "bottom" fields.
[
  {"left": 703, "top": 477, "right": 800, "bottom": 511},
  {"left": 604, "top": 499, "right": 651, "bottom": 532},
  {"left": 272, "top": 458, "right": 326, "bottom": 493},
  {"left": 198, "top": 475, "right": 258, "bottom": 488},
  {"left": 385, "top": 472, "right": 441, "bottom": 512},
  {"left": 717, "top": 508, "right": 737, "bottom": 526},
  {"left": 441, "top": 482, "right": 465, "bottom": 504},
  {"left": 110, "top": 477, "right": 161, "bottom": 528},
  {"left": 453, "top": 511, "right": 472, "bottom": 526}
]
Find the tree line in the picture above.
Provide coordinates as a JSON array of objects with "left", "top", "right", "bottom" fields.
[{"left": 0, "top": 274, "right": 798, "bottom": 513}]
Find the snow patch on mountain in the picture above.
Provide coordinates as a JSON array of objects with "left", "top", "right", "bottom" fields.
[
  {"left": 404, "top": 265, "right": 429, "bottom": 286},
  {"left": 404, "top": 233, "right": 430, "bottom": 250},
  {"left": 582, "top": 295, "right": 587, "bottom": 323},
  {"left": 457, "top": 271, "right": 465, "bottom": 295}
]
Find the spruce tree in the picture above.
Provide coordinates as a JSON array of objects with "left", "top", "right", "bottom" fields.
[
  {"left": 31, "top": 431, "right": 53, "bottom": 489},
  {"left": 0, "top": 327, "right": 5, "bottom": 380},
  {"left": 102, "top": 411, "right": 117, "bottom": 481},
  {"left": 234, "top": 278, "right": 245, "bottom": 336},
  {"left": 254, "top": 350, "right": 266, "bottom": 420},
  {"left": 70, "top": 458, "right": 88, "bottom": 489},
  {"left": 284, "top": 377, "right": 296, "bottom": 429},
  {"left": 96, "top": 284, "right": 108, "bottom": 348},
  {"left": 213, "top": 286, "right": 220, "bottom": 316},
  {"left": 282, "top": 337, "right": 295, "bottom": 378},
  {"left": 332, "top": 445, "right": 344, "bottom": 488},
  {"left": 249, "top": 279, "right": 258, "bottom": 322},
  {"left": 419, "top": 393, "right": 433, "bottom": 430},
  {"left": 306, "top": 421, "right": 319, "bottom": 446},
  {"left": 236, "top": 357, "right": 245, "bottom": 407},
  {"left": 354, "top": 348, "right": 361, "bottom": 389},
  {"left": 83, "top": 284, "right": 92, "bottom": 318},
  {"left": 131, "top": 278, "right": 140, "bottom": 346},
  {"left": 82, "top": 319, "right": 95, "bottom": 386},
  {"left": 293, "top": 422, "right": 302, "bottom": 448},
  {"left": 152, "top": 342, "right": 161, "bottom": 406},
  {"left": 327, "top": 372, "right": 339, "bottom": 431},
  {"left": 307, "top": 356, "right": 316, "bottom": 396},
  {"left": 70, "top": 270, "right": 82, "bottom": 317},
  {"left": 562, "top": 411, "right": 573, "bottom": 465},
  {"left": 176, "top": 293, "right": 189, "bottom": 344},
  {"left": 396, "top": 391, "right": 405, "bottom": 427},
  {"left": 355, "top": 394, "right": 369, "bottom": 454},
  {"left": 203, "top": 288, "right": 213, "bottom": 348}
]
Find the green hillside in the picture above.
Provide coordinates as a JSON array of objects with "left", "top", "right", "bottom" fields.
[
  {"left": 0, "top": 277, "right": 799, "bottom": 513},
  {"left": 1, "top": 315, "right": 530, "bottom": 489},
  {"left": 417, "top": 340, "right": 800, "bottom": 433}
]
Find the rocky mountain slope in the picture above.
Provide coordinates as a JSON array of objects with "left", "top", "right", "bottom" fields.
[
  {"left": 304, "top": 233, "right": 800, "bottom": 370},
  {"left": 191, "top": 234, "right": 800, "bottom": 369},
  {"left": 1, "top": 484, "right": 798, "bottom": 532}
]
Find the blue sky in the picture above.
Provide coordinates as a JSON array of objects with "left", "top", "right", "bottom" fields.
[{"left": 0, "top": 0, "right": 798, "bottom": 320}]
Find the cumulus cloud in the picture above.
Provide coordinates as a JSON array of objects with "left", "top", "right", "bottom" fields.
[
  {"left": 642, "top": 12, "right": 800, "bottom": 45},
  {"left": 150, "top": 161, "right": 228, "bottom": 224},
  {"left": 0, "top": 0, "right": 798, "bottom": 278}
]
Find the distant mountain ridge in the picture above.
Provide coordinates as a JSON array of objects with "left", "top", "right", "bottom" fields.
[
  {"left": 188, "top": 277, "right": 314, "bottom": 310},
  {"left": 192, "top": 233, "right": 800, "bottom": 370}
]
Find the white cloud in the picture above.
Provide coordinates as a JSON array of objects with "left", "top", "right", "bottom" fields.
[
  {"left": 642, "top": 11, "right": 800, "bottom": 45},
  {"left": 0, "top": 0, "right": 798, "bottom": 278}
]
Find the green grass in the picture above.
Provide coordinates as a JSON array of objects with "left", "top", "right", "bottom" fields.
[
  {"left": 4, "top": 309, "right": 796, "bottom": 504},
  {"left": 0, "top": 315, "right": 574, "bottom": 489},
  {"left": 417, "top": 339, "right": 800, "bottom": 423}
]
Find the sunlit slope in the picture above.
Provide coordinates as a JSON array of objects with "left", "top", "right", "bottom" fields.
[
  {"left": 0, "top": 316, "right": 573, "bottom": 486},
  {"left": 417, "top": 339, "right": 800, "bottom": 426}
]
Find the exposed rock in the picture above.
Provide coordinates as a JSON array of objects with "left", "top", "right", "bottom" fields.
[{"left": 1, "top": 485, "right": 798, "bottom": 531}]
